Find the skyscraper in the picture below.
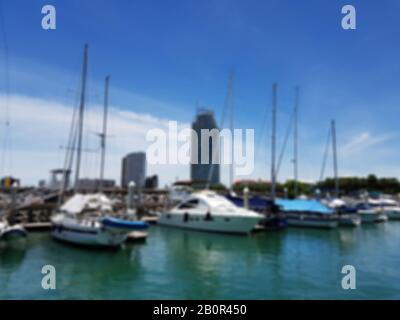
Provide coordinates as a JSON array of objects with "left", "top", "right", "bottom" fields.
[
  {"left": 121, "top": 152, "right": 146, "bottom": 188},
  {"left": 190, "top": 108, "right": 220, "bottom": 187}
]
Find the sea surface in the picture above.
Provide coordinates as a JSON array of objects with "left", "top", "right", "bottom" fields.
[{"left": 1, "top": 222, "right": 400, "bottom": 299}]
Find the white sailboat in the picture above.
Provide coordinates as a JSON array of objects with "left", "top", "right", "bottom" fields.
[
  {"left": 0, "top": 219, "right": 26, "bottom": 241},
  {"left": 51, "top": 45, "right": 148, "bottom": 248},
  {"left": 0, "top": 36, "right": 27, "bottom": 241},
  {"left": 317, "top": 120, "right": 361, "bottom": 227},
  {"left": 0, "top": 188, "right": 27, "bottom": 241},
  {"left": 51, "top": 194, "right": 147, "bottom": 247},
  {"left": 158, "top": 190, "right": 263, "bottom": 234}
]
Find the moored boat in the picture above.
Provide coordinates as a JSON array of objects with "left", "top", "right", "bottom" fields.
[
  {"left": 50, "top": 45, "right": 149, "bottom": 248},
  {"left": 358, "top": 209, "right": 387, "bottom": 223},
  {"left": 327, "top": 198, "right": 361, "bottom": 227},
  {"left": 385, "top": 207, "right": 400, "bottom": 220},
  {"left": 356, "top": 203, "right": 387, "bottom": 223},
  {"left": 368, "top": 198, "right": 400, "bottom": 220},
  {"left": 51, "top": 193, "right": 148, "bottom": 247},
  {"left": 226, "top": 194, "right": 287, "bottom": 230},
  {"left": 275, "top": 199, "right": 338, "bottom": 229},
  {"left": 0, "top": 220, "right": 27, "bottom": 241},
  {"left": 158, "top": 190, "right": 263, "bottom": 235}
]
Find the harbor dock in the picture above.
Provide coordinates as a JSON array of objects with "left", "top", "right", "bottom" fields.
[{"left": 23, "top": 222, "right": 51, "bottom": 231}]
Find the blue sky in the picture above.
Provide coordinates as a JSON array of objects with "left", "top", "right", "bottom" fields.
[{"left": 0, "top": 0, "right": 400, "bottom": 186}]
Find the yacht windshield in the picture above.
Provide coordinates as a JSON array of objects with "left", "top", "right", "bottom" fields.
[{"left": 178, "top": 199, "right": 199, "bottom": 209}]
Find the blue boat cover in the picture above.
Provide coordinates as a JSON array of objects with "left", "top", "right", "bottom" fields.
[
  {"left": 102, "top": 217, "right": 149, "bottom": 230},
  {"left": 226, "top": 195, "right": 274, "bottom": 210},
  {"left": 275, "top": 199, "right": 333, "bottom": 215}
]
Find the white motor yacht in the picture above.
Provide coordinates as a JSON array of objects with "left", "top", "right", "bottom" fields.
[{"left": 158, "top": 190, "right": 263, "bottom": 234}]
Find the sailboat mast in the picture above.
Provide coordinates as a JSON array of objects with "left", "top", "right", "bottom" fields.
[
  {"left": 331, "top": 119, "right": 339, "bottom": 198},
  {"left": 228, "top": 73, "right": 234, "bottom": 191},
  {"left": 99, "top": 75, "right": 110, "bottom": 193},
  {"left": 271, "top": 83, "right": 277, "bottom": 200},
  {"left": 74, "top": 44, "right": 89, "bottom": 192},
  {"left": 293, "top": 86, "right": 299, "bottom": 198}
]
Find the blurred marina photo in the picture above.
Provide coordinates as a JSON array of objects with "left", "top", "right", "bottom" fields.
[{"left": 1, "top": 0, "right": 400, "bottom": 300}]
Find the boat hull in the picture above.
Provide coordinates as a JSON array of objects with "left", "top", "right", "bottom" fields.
[
  {"left": 385, "top": 210, "right": 400, "bottom": 220},
  {"left": 51, "top": 223, "right": 128, "bottom": 247},
  {"left": 102, "top": 217, "right": 148, "bottom": 230},
  {"left": 0, "top": 223, "right": 27, "bottom": 241},
  {"left": 359, "top": 211, "right": 387, "bottom": 224},
  {"left": 285, "top": 214, "right": 338, "bottom": 229},
  {"left": 50, "top": 213, "right": 149, "bottom": 248},
  {"left": 51, "top": 226, "right": 128, "bottom": 247},
  {"left": 158, "top": 213, "right": 261, "bottom": 235},
  {"left": 261, "top": 215, "right": 288, "bottom": 230},
  {"left": 0, "top": 227, "right": 27, "bottom": 241}
]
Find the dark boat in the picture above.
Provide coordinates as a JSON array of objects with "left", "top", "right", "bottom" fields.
[{"left": 226, "top": 195, "right": 287, "bottom": 230}]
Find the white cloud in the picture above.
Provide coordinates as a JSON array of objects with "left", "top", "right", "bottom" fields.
[
  {"left": 0, "top": 94, "right": 190, "bottom": 186},
  {"left": 1, "top": 94, "right": 399, "bottom": 187},
  {"left": 342, "top": 131, "right": 395, "bottom": 156}
]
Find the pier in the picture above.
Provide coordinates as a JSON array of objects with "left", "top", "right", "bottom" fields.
[
  {"left": 1, "top": 187, "right": 165, "bottom": 225},
  {"left": 23, "top": 222, "right": 51, "bottom": 231}
]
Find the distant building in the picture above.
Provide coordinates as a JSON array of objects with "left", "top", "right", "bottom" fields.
[
  {"left": 190, "top": 108, "right": 220, "bottom": 187},
  {"left": 38, "top": 180, "right": 46, "bottom": 188},
  {"left": 145, "top": 175, "right": 158, "bottom": 189},
  {"left": 121, "top": 152, "right": 146, "bottom": 188},
  {"left": 76, "top": 178, "right": 116, "bottom": 191},
  {"left": 49, "top": 169, "right": 71, "bottom": 190}
]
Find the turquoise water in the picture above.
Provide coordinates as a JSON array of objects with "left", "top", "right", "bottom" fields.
[{"left": 1, "top": 223, "right": 400, "bottom": 299}]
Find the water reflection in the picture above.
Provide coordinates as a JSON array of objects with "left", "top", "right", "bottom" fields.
[
  {"left": 0, "top": 240, "right": 27, "bottom": 296},
  {"left": 1, "top": 223, "right": 400, "bottom": 299},
  {"left": 42, "top": 240, "right": 145, "bottom": 299},
  {"left": 0, "top": 240, "right": 27, "bottom": 269}
]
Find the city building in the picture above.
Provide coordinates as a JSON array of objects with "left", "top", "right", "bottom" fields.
[
  {"left": 38, "top": 180, "right": 46, "bottom": 188},
  {"left": 145, "top": 175, "right": 158, "bottom": 189},
  {"left": 121, "top": 152, "right": 146, "bottom": 188},
  {"left": 190, "top": 108, "right": 220, "bottom": 187}
]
